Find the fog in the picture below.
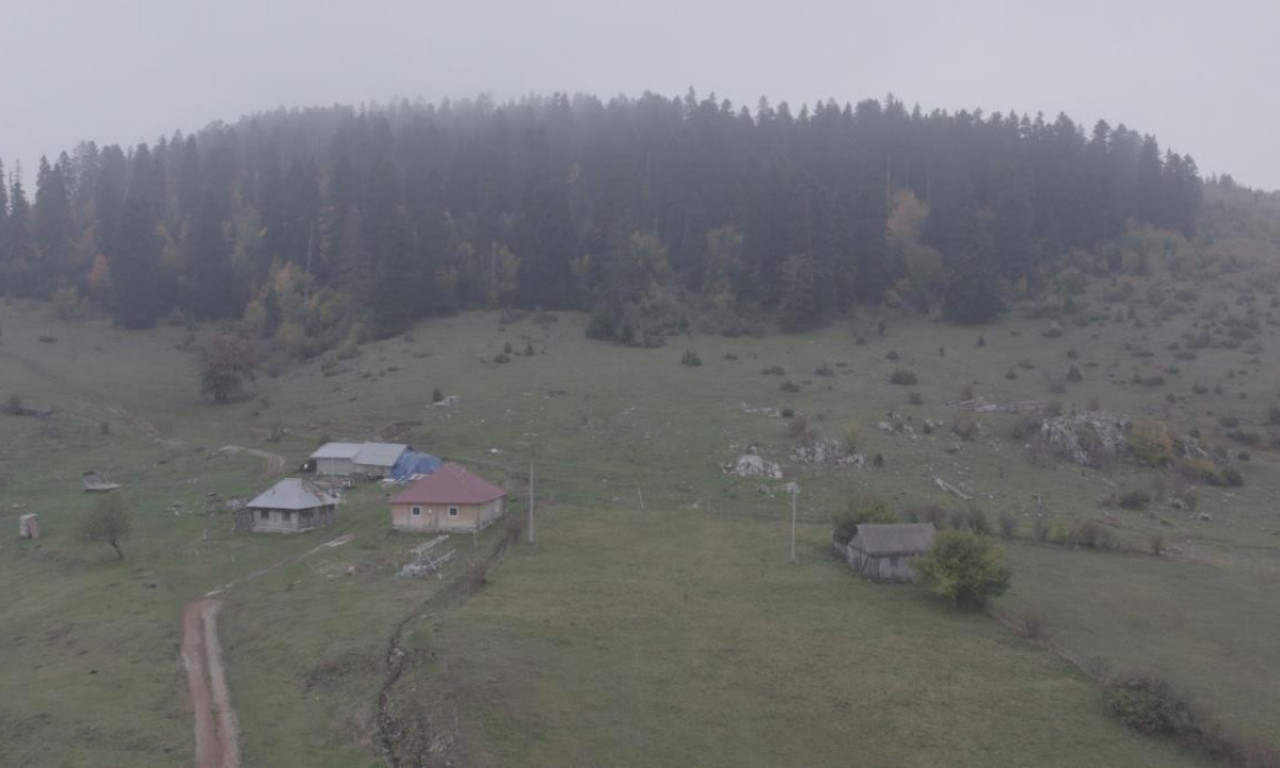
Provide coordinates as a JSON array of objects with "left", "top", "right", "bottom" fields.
[{"left": 3, "top": 0, "right": 1278, "bottom": 189}]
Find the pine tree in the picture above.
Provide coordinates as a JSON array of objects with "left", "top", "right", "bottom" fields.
[
  {"left": 34, "top": 156, "right": 74, "bottom": 297},
  {"left": 183, "top": 189, "right": 237, "bottom": 319},
  {"left": 938, "top": 206, "right": 1002, "bottom": 324},
  {"left": 779, "top": 253, "right": 822, "bottom": 331},
  {"left": 6, "top": 174, "right": 35, "bottom": 298},
  {"left": 0, "top": 159, "right": 9, "bottom": 296},
  {"left": 111, "top": 196, "right": 162, "bottom": 329}
]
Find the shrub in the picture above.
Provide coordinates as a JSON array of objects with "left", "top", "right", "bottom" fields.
[
  {"left": 780, "top": 380, "right": 800, "bottom": 393},
  {"left": 503, "top": 341, "right": 513, "bottom": 354},
  {"left": 787, "top": 414, "right": 813, "bottom": 441},
  {"left": 814, "top": 363, "right": 835, "bottom": 377},
  {"left": 916, "top": 532, "right": 1012, "bottom": 608},
  {"left": 832, "top": 498, "right": 897, "bottom": 543},
  {"left": 493, "top": 353, "right": 512, "bottom": 364},
  {"left": 524, "top": 341, "right": 536, "bottom": 356},
  {"left": 1105, "top": 674, "right": 1196, "bottom": 736},
  {"left": 1068, "top": 520, "right": 1114, "bottom": 550},
  {"left": 889, "top": 369, "right": 918, "bottom": 386},
  {"left": 680, "top": 349, "right": 702, "bottom": 367},
  {"left": 1066, "top": 365, "right": 1083, "bottom": 383},
  {"left": 967, "top": 507, "right": 991, "bottom": 536},
  {"left": 1032, "top": 518, "right": 1050, "bottom": 543},
  {"left": 1219, "top": 414, "right": 1241, "bottom": 429},
  {"left": 885, "top": 350, "right": 900, "bottom": 361},
  {"left": 1117, "top": 490, "right": 1152, "bottom": 510},
  {"left": 1020, "top": 609, "right": 1050, "bottom": 642},
  {"left": 761, "top": 365, "right": 785, "bottom": 376},
  {"left": 432, "top": 387, "right": 444, "bottom": 403},
  {"left": 1005, "top": 369, "right": 1018, "bottom": 380},
  {"left": 84, "top": 495, "right": 132, "bottom": 560},
  {"left": 1148, "top": 532, "right": 1165, "bottom": 556},
  {"left": 842, "top": 424, "right": 859, "bottom": 453},
  {"left": 951, "top": 417, "right": 979, "bottom": 442},
  {"left": 907, "top": 392, "right": 924, "bottom": 406},
  {"left": 1268, "top": 405, "right": 1280, "bottom": 426},
  {"left": 1129, "top": 419, "right": 1176, "bottom": 466},
  {"left": 998, "top": 513, "right": 1017, "bottom": 539}
]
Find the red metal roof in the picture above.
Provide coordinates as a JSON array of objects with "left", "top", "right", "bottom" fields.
[{"left": 390, "top": 463, "right": 506, "bottom": 505}]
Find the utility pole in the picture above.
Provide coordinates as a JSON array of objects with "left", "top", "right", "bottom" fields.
[
  {"left": 787, "top": 482, "right": 800, "bottom": 563},
  {"left": 527, "top": 462, "right": 535, "bottom": 544}
]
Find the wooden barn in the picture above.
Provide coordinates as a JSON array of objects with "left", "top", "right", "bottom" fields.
[
  {"left": 239, "top": 478, "right": 338, "bottom": 533},
  {"left": 389, "top": 464, "right": 506, "bottom": 533},
  {"left": 310, "top": 442, "right": 409, "bottom": 478},
  {"left": 845, "top": 523, "right": 937, "bottom": 582}
]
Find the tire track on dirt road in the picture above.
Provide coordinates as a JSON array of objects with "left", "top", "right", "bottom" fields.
[{"left": 182, "top": 599, "right": 239, "bottom": 768}]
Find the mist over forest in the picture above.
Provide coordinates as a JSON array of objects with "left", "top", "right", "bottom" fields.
[{"left": 0, "top": 92, "right": 1206, "bottom": 349}]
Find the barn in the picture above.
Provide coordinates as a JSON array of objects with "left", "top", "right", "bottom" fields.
[
  {"left": 240, "top": 478, "right": 338, "bottom": 533},
  {"left": 845, "top": 523, "right": 937, "bottom": 582},
  {"left": 389, "top": 463, "right": 506, "bottom": 533},
  {"left": 310, "top": 442, "right": 409, "bottom": 478}
]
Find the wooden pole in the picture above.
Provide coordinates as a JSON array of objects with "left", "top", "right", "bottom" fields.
[
  {"left": 790, "top": 490, "right": 797, "bottom": 563},
  {"left": 527, "top": 462, "right": 535, "bottom": 544}
]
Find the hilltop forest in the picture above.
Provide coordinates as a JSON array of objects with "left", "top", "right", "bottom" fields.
[{"left": 0, "top": 93, "right": 1205, "bottom": 350}]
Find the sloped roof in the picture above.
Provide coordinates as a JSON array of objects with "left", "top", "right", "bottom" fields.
[
  {"left": 851, "top": 523, "right": 937, "bottom": 556},
  {"left": 390, "top": 463, "right": 506, "bottom": 505},
  {"left": 309, "top": 442, "right": 408, "bottom": 467},
  {"left": 354, "top": 442, "right": 408, "bottom": 468},
  {"left": 310, "top": 442, "right": 362, "bottom": 460},
  {"left": 246, "top": 478, "right": 337, "bottom": 510}
]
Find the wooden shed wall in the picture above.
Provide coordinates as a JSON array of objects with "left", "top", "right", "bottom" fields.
[{"left": 248, "top": 505, "right": 336, "bottom": 533}]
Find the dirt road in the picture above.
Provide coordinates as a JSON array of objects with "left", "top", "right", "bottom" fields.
[{"left": 182, "top": 599, "right": 240, "bottom": 768}]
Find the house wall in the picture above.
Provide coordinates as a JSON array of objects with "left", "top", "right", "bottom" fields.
[
  {"left": 355, "top": 462, "right": 395, "bottom": 479},
  {"left": 248, "top": 505, "right": 336, "bottom": 533},
  {"left": 315, "top": 457, "right": 360, "bottom": 477},
  {"left": 847, "top": 545, "right": 921, "bottom": 582},
  {"left": 391, "top": 498, "right": 505, "bottom": 533}
]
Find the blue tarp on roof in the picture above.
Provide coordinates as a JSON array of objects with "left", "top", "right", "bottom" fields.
[{"left": 391, "top": 451, "right": 443, "bottom": 481}]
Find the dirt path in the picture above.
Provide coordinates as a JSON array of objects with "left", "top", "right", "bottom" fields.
[{"left": 182, "top": 599, "right": 240, "bottom": 768}]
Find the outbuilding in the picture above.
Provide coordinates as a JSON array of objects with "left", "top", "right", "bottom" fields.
[
  {"left": 240, "top": 478, "right": 338, "bottom": 533},
  {"left": 310, "top": 442, "right": 410, "bottom": 478},
  {"left": 845, "top": 523, "right": 937, "bottom": 582},
  {"left": 389, "top": 463, "right": 506, "bottom": 533}
]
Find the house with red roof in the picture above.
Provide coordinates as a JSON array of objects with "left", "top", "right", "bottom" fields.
[{"left": 388, "top": 463, "right": 507, "bottom": 533}]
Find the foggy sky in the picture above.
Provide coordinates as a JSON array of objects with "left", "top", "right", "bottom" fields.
[{"left": 4, "top": 0, "right": 1279, "bottom": 190}]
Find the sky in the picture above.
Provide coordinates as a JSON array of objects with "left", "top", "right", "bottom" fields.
[{"left": 3, "top": 0, "right": 1279, "bottom": 190}]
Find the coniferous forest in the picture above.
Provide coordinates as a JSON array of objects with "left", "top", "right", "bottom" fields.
[{"left": 0, "top": 92, "right": 1204, "bottom": 350}]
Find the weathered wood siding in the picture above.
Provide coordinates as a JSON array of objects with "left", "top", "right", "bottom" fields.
[
  {"left": 390, "top": 498, "right": 505, "bottom": 533},
  {"left": 315, "top": 457, "right": 361, "bottom": 477},
  {"left": 248, "top": 505, "right": 336, "bottom": 533},
  {"left": 845, "top": 545, "right": 922, "bottom": 582}
]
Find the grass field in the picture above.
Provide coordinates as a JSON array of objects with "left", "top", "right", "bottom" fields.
[{"left": 2, "top": 259, "right": 1279, "bottom": 766}]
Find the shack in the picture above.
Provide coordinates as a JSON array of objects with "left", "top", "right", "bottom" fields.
[
  {"left": 310, "top": 442, "right": 410, "bottom": 478},
  {"left": 389, "top": 463, "right": 506, "bottom": 533},
  {"left": 240, "top": 478, "right": 338, "bottom": 533},
  {"left": 845, "top": 523, "right": 936, "bottom": 582}
]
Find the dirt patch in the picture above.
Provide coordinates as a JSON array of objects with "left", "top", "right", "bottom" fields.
[{"left": 182, "top": 599, "right": 240, "bottom": 768}]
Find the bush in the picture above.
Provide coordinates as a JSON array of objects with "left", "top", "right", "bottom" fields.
[
  {"left": 998, "top": 513, "right": 1017, "bottom": 539},
  {"left": 761, "top": 365, "right": 785, "bottom": 376},
  {"left": 832, "top": 498, "right": 898, "bottom": 543},
  {"left": 1129, "top": 419, "right": 1176, "bottom": 466},
  {"left": 915, "top": 532, "right": 1012, "bottom": 608},
  {"left": 814, "top": 363, "right": 835, "bottom": 376},
  {"left": 1020, "top": 609, "right": 1050, "bottom": 642},
  {"left": 1148, "top": 532, "right": 1165, "bottom": 556},
  {"left": 1105, "top": 674, "right": 1197, "bottom": 736},
  {"left": 885, "top": 350, "right": 900, "bottom": 361},
  {"left": 780, "top": 380, "right": 800, "bottom": 393},
  {"left": 431, "top": 387, "right": 444, "bottom": 403},
  {"left": 1067, "top": 365, "right": 1083, "bottom": 383},
  {"left": 524, "top": 341, "right": 536, "bottom": 356},
  {"left": 1117, "top": 490, "right": 1152, "bottom": 510},
  {"left": 1268, "top": 405, "right": 1280, "bottom": 426},
  {"left": 493, "top": 353, "right": 512, "bottom": 364},
  {"left": 907, "top": 392, "right": 924, "bottom": 406},
  {"left": 889, "top": 369, "right": 918, "bottom": 386},
  {"left": 680, "top": 349, "right": 702, "bottom": 367},
  {"left": 1068, "top": 520, "right": 1114, "bottom": 550},
  {"left": 84, "top": 495, "right": 132, "bottom": 560}
]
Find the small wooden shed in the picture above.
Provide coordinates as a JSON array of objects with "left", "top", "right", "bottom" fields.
[
  {"left": 846, "top": 523, "right": 937, "bottom": 582},
  {"left": 240, "top": 478, "right": 337, "bottom": 533},
  {"left": 310, "top": 442, "right": 409, "bottom": 478},
  {"left": 389, "top": 464, "right": 506, "bottom": 533}
]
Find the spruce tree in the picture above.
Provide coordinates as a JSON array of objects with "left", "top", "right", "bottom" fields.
[
  {"left": 6, "top": 174, "right": 35, "bottom": 297},
  {"left": 111, "top": 196, "right": 162, "bottom": 329},
  {"left": 34, "top": 156, "right": 74, "bottom": 297}
]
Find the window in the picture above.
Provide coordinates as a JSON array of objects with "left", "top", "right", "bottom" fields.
[
  {"left": 448, "top": 506, "right": 459, "bottom": 517},
  {"left": 411, "top": 506, "right": 422, "bottom": 516},
  {"left": 259, "top": 509, "right": 270, "bottom": 521}
]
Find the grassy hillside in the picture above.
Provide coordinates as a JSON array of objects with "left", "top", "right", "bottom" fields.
[{"left": 2, "top": 245, "right": 1279, "bottom": 766}]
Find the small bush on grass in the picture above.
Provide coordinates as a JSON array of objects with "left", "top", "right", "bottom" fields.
[
  {"left": 680, "top": 349, "right": 702, "bottom": 367},
  {"left": 1106, "top": 674, "right": 1197, "bottom": 736},
  {"left": 493, "top": 353, "right": 512, "bottom": 364},
  {"left": 907, "top": 392, "right": 924, "bottom": 406},
  {"left": 814, "top": 363, "right": 834, "bottom": 376},
  {"left": 916, "top": 532, "right": 1011, "bottom": 608},
  {"left": 885, "top": 350, "right": 900, "bottom": 361},
  {"left": 832, "top": 498, "right": 897, "bottom": 543},
  {"left": 998, "top": 513, "right": 1017, "bottom": 539},
  {"left": 780, "top": 380, "right": 800, "bottom": 393},
  {"left": 466, "top": 561, "right": 489, "bottom": 592},
  {"left": 889, "top": 369, "right": 918, "bottom": 385},
  {"left": 1020, "top": 609, "right": 1050, "bottom": 642},
  {"left": 1148, "top": 532, "right": 1165, "bottom": 556},
  {"left": 1117, "top": 490, "right": 1152, "bottom": 510},
  {"left": 761, "top": 365, "right": 785, "bottom": 376},
  {"left": 1129, "top": 419, "right": 1177, "bottom": 466},
  {"left": 1068, "top": 520, "right": 1114, "bottom": 550}
]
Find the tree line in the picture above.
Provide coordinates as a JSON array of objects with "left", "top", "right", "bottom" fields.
[{"left": 0, "top": 92, "right": 1202, "bottom": 346}]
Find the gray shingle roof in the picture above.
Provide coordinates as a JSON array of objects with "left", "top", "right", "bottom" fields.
[
  {"left": 353, "top": 443, "right": 408, "bottom": 468},
  {"left": 246, "top": 478, "right": 337, "bottom": 510},
  {"left": 310, "top": 442, "right": 362, "bottom": 460},
  {"left": 851, "top": 523, "right": 937, "bottom": 555}
]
